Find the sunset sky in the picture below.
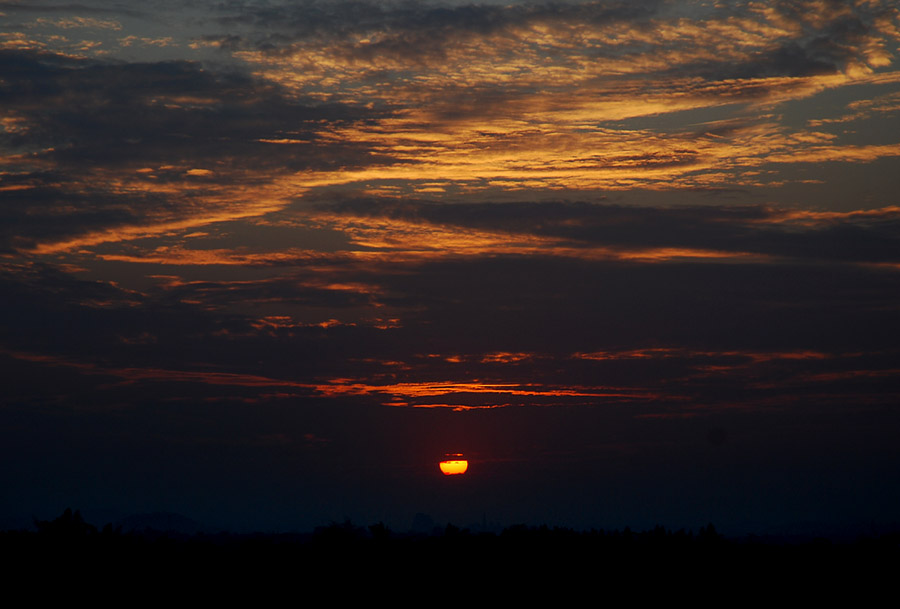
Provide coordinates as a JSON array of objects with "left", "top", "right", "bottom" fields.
[{"left": 2, "top": 0, "right": 900, "bottom": 534}]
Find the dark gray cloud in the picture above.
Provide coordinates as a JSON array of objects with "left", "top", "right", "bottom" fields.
[
  {"left": 378, "top": 255, "right": 900, "bottom": 354},
  {"left": 0, "top": 184, "right": 152, "bottom": 253},
  {"left": 0, "top": 48, "right": 398, "bottom": 252},
  {"left": 0, "top": 49, "right": 388, "bottom": 170},
  {"left": 214, "top": 0, "right": 889, "bottom": 84},
  {"left": 0, "top": 2, "right": 137, "bottom": 14},
  {"left": 7, "top": 228, "right": 899, "bottom": 394},
  {"left": 215, "top": 0, "right": 663, "bottom": 46},
  {"left": 729, "top": 15, "right": 877, "bottom": 79},
  {"left": 312, "top": 198, "right": 900, "bottom": 264}
]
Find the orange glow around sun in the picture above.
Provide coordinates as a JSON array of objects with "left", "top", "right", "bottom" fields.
[{"left": 439, "top": 454, "right": 469, "bottom": 475}]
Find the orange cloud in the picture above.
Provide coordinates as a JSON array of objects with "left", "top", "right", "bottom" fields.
[{"left": 310, "top": 379, "right": 662, "bottom": 409}]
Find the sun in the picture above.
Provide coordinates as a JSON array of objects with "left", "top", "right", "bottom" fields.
[{"left": 439, "top": 453, "right": 468, "bottom": 475}]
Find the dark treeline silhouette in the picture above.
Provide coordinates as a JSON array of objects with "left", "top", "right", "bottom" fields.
[{"left": 4, "top": 508, "right": 898, "bottom": 592}]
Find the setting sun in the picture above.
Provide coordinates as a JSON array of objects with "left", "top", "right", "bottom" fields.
[{"left": 439, "top": 454, "right": 468, "bottom": 476}]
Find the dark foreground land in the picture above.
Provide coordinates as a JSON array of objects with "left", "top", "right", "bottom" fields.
[{"left": 4, "top": 509, "right": 898, "bottom": 598}]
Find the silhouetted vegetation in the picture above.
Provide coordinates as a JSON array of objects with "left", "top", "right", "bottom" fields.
[{"left": 3, "top": 508, "right": 898, "bottom": 587}]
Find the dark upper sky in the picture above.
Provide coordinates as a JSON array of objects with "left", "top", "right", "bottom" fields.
[{"left": 2, "top": 0, "right": 899, "bottom": 534}]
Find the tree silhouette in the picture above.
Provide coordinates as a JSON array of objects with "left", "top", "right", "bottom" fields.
[{"left": 34, "top": 508, "right": 97, "bottom": 539}]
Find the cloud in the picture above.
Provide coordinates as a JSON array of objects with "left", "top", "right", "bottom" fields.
[
  {"left": 4, "top": 242, "right": 899, "bottom": 417},
  {"left": 228, "top": 0, "right": 898, "bottom": 96},
  {"left": 0, "top": 48, "right": 397, "bottom": 253},
  {"left": 0, "top": 2, "right": 135, "bottom": 15},
  {"left": 303, "top": 198, "right": 900, "bottom": 264},
  {"left": 4, "top": 1, "right": 900, "bottom": 259},
  {"left": 0, "top": 183, "right": 143, "bottom": 253},
  {"left": 181, "top": 0, "right": 899, "bottom": 197},
  {"left": 0, "top": 50, "right": 375, "bottom": 170},
  {"left": 2, "top": 1, "right": 899, "bottom": 415},
  {"left": 34, "top": 16, "right": 121, "bottom": 30}
]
